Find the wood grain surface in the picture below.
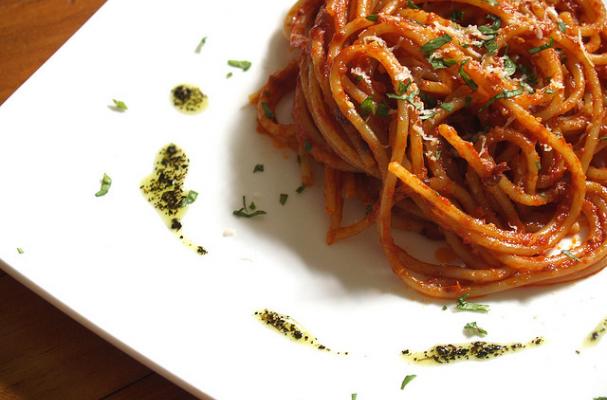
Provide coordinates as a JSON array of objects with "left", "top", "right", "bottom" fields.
[{"left": 0, "top": 1, "right": 198, "bottom": 399}]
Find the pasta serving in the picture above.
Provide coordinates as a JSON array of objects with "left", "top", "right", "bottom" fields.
[{"left": 252, "top": 0, "right": 607, "bottom": 298}]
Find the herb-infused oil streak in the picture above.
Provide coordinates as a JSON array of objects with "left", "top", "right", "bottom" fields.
[
  {"left": 401, "top": 337, "right": 544, "bottom": 364},
  {"left": 171, "top": 84, "right": 208, "bottom": 114},
  {"left": 140, "top": 143, "right": 207, "bottom": 255},
  {"left": 254, "top": 309, "right": 349, "bottom": 355}
]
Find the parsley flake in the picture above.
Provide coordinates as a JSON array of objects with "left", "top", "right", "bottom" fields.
[
  {"left": 352, "top": 394, "right": 358, "bottom": 400},
  {"left": 456, "top": 294, "right": 490, "bottom": 313},
  {"left": 529, "top": 37, "right": 554, "bottom": 55},
  {"left": 366, "top": 14, "right": 378, "bottom": 22},
  {"left": 464, "top": 321, "right": 488, "bottom": 337},
  {"left": 111, "top": 99, "right": 128, "bottom": 111},
  {"left": 459, "top": 60, "right": 478, "bottom": 90},
  {"left": 304, "top": 140, "right": 313, "bottom": 152},
  {"left": 95, "top": 173, "right": 112, "bottom": 197},
  {"left": 195, "top": 36, "right": 207, "bottom": 53},
  {"left": 295, "top": 185, "right": 305, "bottom": 194},
  {"left": 480, "top": 88, "right": 523, "bottom": 111},
  {"left": 502, "top": 55, "right": 517, "bottom": 76},
  {"left": 253, "top": 164, "right": 264, "bottom": 173},
  {"left": 387, "top": 79, "right": 421, "bottom": 109},
  {"left": 407, "top": 0, "right": 420, "bottom": 9},
  {"left": 233, "top": 195, "right": 266, "bottom": 218},
  {"left": 421, "top": 35, "right": 452, "bottom": 57},
  {"left": 561, "top": 249, "right": 581, "bottom": 262},
  {"left": 429, "top": 56, "right": 457, "bottom": 70},
  {"left": 440, "top": 102, "right": 454, "bottom": 112},
  {"left": 401, "top": 374, "right": 416, "bottom": 390},
  {"left": 262, "top": 102, "right": 275, "bottom": 120},
  {"left": 226, "top": 72, "right": 233, "bottom": 78},
  {"left": 183, "top": 190, "right": 198, "bottom": 205},
  {"left": 557, "top": 20, "right": 567, "bottom": 33},
  {"left": 279, "top": 193, "right": 289, "bottom": 205},
  {"left": 228, "top": 60, "right": 252, "bottom": 71},
  {"left": 360, "top": 97, "right": 378, "bottom": 116},
  {"left": 17, "top": 247, "right": 24, "bottom": 254}
]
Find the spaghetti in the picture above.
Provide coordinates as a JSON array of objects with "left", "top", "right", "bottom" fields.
[{"left": 252, "top": 0, "right": 607, "bottom": 298}]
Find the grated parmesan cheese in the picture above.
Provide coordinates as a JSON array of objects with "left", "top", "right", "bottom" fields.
[
  {"left": 350, "top": 67, "right": 372, "bottom": 86},
  {"left": 394, "top": 65, "right": 413, "bottom": 82}
]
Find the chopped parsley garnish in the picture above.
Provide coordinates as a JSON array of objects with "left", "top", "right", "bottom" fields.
[
  {"left": 366, "top": 14, "right": 378, "bottom": 22},
  {"left": 442, "top": 305, "right": 448, "bottom": 310},
  {"left": 397, "top": 79, "right": 411, "bottom": 95},
  {"left": 360, "top": 97, "right": 378, "bottom": 116},
  {"left": 279, "top": 193, "right": 289, "bottom": 205},
  {"left": 520, "top": 82, "right": 534, "bottom": 93},
  {"left": 400, "top": 374, "right": 416, "bottom": 390},
  {"left": 456, "top": 294, "right": 490, "bottom": 313},
  {"left": 518, "top": 63, "right": 538, "bottom": 85},
  {"left": 421, "top": 34, "right": 452, "bottom": 57},
  {"left": 227, "top": 59, "right": 252, "bottom": 71},
  {"left": 183, "top": 190, "right": 198, "bottom": 205},
  {"left": 407, "top": 0, "right": 420, "bottom": 9},
  {"left": 295, "top": 185, "right": 305, "bottom": 194},
  {"left": 502, "top": 55, "right": 517, "bottom": 76},
  {"left": 226, "top": 72, "right": 233, "bottom": 78},
  {"left": 529, "top": 37, "right": 554, "bottom": 55},
  {"left": 483, "top": 38, "right": 498, "bottom": 54},
  {"left": 95, "top": 173, "right": 112, "bottom": 197},
  {"left": 557, "top": 20, "right": 567, "bottom": 33},
  {"left": 464, "top": 321, "right": 488, "bottom": 337},
  {"left": 480, "top": 88, "right": 523, "bottom": 111},
  {"left": 561, "top": 249, "right": 581, "bottom": 262},
  {"left": 304, "top": 140, "right": 313, "bottom": 152},
  {"left": 440, "top": 102, "right": 454, "bottom": 112},
  {"left": 262, "top": 102, "right": 275, "bottom": 120},
  {"left": 17, "top": 248, "right": 24, "bottom": 254},
  {"left": 387, "top": 79, "right": 421, "bottom": 109},
  {"left": 450, "top": 10, "right": 463, "bottom": 22},
  {"left": 429, "top": 56, "right": 457, "bottom": 70},
  {"left": 233, "top": 196, "right": 266, "bottom": 218},
  {"left": 459, "top": 60, "right": 478, "bottom": 90},
  {"left": 253, "top": 164, "right": 264, "bottom": 173},
  {"left": 352, "top": 394, "right": 358, "bottom": 400},
  {"left": 478, "top": 16, "right": 501, "bottom": 54},
  {"left": 593, "top": 397, "right": 607, "bottom": 400},
  {"left": 195, "top": 36, "right": 207, "bottom": 53},
  {"left": 111, "top": 99, "right": 128, "bottom": 111}
]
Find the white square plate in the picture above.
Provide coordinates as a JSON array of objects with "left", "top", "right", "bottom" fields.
[{"left": 1, "top": 1, "right": 606, "bottom": 399}]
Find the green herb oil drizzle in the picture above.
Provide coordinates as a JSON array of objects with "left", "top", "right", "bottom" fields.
[
  {"left": 171, "top": 84, "right": 208, "bottom": 114},
  {"left": 140, "top": 144, "right": 207, "bottom": 255},
  {"left": 401, "top": 337, "right": 543, "bottom": 364},
  {"left": 254, "top": 309, "right": 348, "bottom": 355},
  {"left": 585, "top": 316, "right": 607, "bottom": 346}
]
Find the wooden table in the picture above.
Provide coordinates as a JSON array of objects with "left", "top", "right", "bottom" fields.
[{"left": 0, "top": 1, "right": 197, "bottom": 398}]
